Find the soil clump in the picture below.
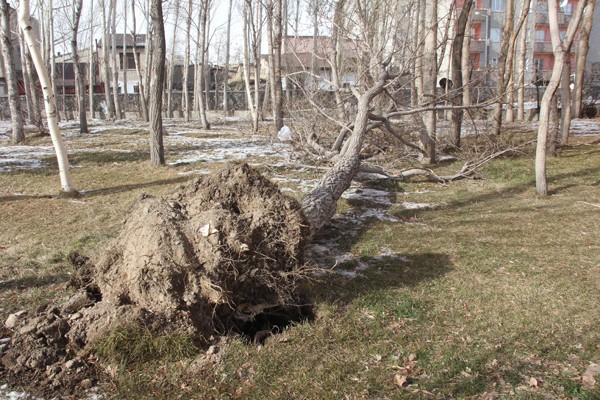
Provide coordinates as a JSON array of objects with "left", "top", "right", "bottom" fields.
[{"left": 0, "top": 162, "right": 311, "bottom": 396}]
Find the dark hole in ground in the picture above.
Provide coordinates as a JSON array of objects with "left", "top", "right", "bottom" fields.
[{"left": 223, "top": 302, "right": 314, "bottom": 344}]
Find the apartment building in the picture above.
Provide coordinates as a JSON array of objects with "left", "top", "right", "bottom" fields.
[{"left": 456, "top": 0, "right": 580, "bottom": 84}]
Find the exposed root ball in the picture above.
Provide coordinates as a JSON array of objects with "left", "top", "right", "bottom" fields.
[{"left": 1, "top": 162, "right": 311, "bottom": 396}]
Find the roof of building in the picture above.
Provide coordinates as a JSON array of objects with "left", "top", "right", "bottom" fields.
[{"left": 97, "top": 34, "right": 146, "bottom": 48}]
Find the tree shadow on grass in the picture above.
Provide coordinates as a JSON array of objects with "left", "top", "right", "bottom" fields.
[
  {"left": 81, "top": 176, "right": 190, "bottom": 198},
  {"left": 43, "top": 150, "right": 150, "bottom": 166},
  {"left": 311, "top": 252, "right": 453, "bottom": 306},
  {"left": 0, "top": 273, "right": 69, "bottom": 293}
]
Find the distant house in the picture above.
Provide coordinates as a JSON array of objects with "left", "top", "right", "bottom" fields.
[
  {"left": 0, "top": 6, "right": 40, "bottom": 96},
  {"left": 280, "top": 35, "right": 360, "bottom": 91},
  {"left": 96, "top": 34, "right": 147, "bottom": 94},
  {"left": 53, "top": 51, "right": 101, "bottom": 94}
]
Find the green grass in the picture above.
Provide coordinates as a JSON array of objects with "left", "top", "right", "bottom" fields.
[{"left": 0, "top": 127, "right": 599, "bottom": 399}]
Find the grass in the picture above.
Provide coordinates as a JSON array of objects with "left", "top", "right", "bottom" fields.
[{"left": 0, "top": 124, "right": 599, "bottom": 399}]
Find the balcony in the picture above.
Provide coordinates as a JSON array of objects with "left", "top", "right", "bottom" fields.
[
  {"left": 470, "top": 39, "right": 486, "bottom": 53},
  {"left": 534, "top": 41, "right": 554, "bottom": 54},
  {"left": 535, "top": 12, "right": 570, "bottom": 25}
]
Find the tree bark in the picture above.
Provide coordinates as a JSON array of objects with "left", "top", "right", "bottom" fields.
[
  {"left": 183, "top": 0, "right": 192, "bottom": 121},
  {"left": 131, "top": 0, "right": 148, "bottom": 121},
  {"left": 516, "top": 3, "right": 529, "bottom": 121},
  {"left": 18, "top": 31, "right": 34, "bottom": 126},
  {"left": 89, "top": 0, "right": 96, "bottom": 119},
  {"left": 122, "top": 0, "right": 128, "bottom": 114},
  {"left": 19, "top": 0, "right": 76, "bottom": 194},
  {"left": 242, "top": 0, "right": 257, "bottom": 131},
  {"left": 166, "top": 0, "right": 180, "bottom": 118},
  {"left": 536, "top": 0, "right": 586, "bottom": 195},
  {"left": 492, "top": 0, "right": 514, "bottom": 135},
  {"left": 559, "top": 53, "right": 572, "bottom": 144},
  {"left": 222, "top": 0, "right": 233, "bottom": 116},
  {"left": 197, "top": 0, "right": 210, "bottom": 129},
  {"left": 572, "top": 0, "right": 595, "bottom": 119},
  {"left": 100, "top": 0, "right": 114, "bottom": 119},
  {"left": 149, "top": 0, "right": 166, "bottom": 165},
  {"left": 110, "top": 0, "right": 122, "bottom": 119},
  {"left": 272, "top": 0, "right": 284, "bottom": 131},
  {"left": 0, "top": 0, "right": 24, "bottom": 144},
  {"left": 301, "top": 67, "right": 388, "bottom": 238},
  {"left": 71, "top": 0, "right": 88, "bottom": 133},
  {"left": 420, "top": 0, "right": 437, "bottom": 164},
  {"left": 331, "top": 0, "right": 347, "bottom": 122},
  {"left": 451, "top": 0, "right": 474, "bottom": 148}
]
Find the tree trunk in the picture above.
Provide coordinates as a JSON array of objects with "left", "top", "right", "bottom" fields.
[
  {"left": 197, "top": 0, "right": 210, "bottom": 129},
  {"left": 492, "top": 0, "right": 514, "bottom": 135},
  {"left": 572, "top": 0, "right": 595, "bottom": 119},
  {"left": 18, "top": 31, "right": 34, "bottom": 126},
  {"left": 131, "top": 0, "right": 148, "bottom": 121},
  {"left": 301, "top": 68, "right": 388, "bottom": 239},
  {"left": 420, "top": 0, "right": 437, "bottom": 164},
  {"left": 536, "top": 0, "right": 587, "bottom": 195},
  {"left": 183, "top": 0, "right": 192, "bottom": 121},
  {"left": 0, "top": 0, "right": 24, "bottom": 144},
  {"left": 222, "top": 0, "right": 233, "bottom": 116},
  {"left": 71, "top": 0, "right": 88, "bottom": 134},
  {"left": 451, "top": 0, "right": 473, "bottom": 148},
  {"left": 89, "top": 0, "right": 96, "bottom": 119},
  {"left": 19, "top": 0, "right": 76, "bottom": 194},
  {"left": 49, "top": 0, "right": 59, "bottom": 122},
  {"left": 331, "top": 0, "right": 347, "bottom": 122},
  {"left": 122, "top": 0, "right": 128, "bottom": 114},
  {"left": 516, "top": 4, "right": 529, "bottom": 121},
  {"left": 100, "top": 0, "right": 114, "bottom": 119},
  {"left": 149, "top": 0, "right": 166, "bottom": 165},
  {"left": 166, "top": 0, "right": 180, "bottom": 118},
  {"left": 559, "top": 54, "right": 572, "bottom": 145},
  {"left": 242, "top": 0, "right": 257, "bottom": 131},
  {"left": 110, "top": 0, "right": 122, "bottom": 119},
  {"left": 144, "top": 0, "right": 154, "bottom": 121}
]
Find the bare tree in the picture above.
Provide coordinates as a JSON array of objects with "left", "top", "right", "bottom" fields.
[
  {"left": 89, "top": 0, "right": 96, "bottom": 119},
  {"left": 242, "top": 0, "right": 258, "bottom": 131},
  {"left": 71, "top": 0, "right": 88, "bottom": 133},
  {"left": 149, "top": 0, "right": 166, "bottom": 165},
  {"left": 420, "top": 0, "right": 437, "bottom": 164},
  {"left": 122, "top": 0, "right": 128, "bottom": 114},
  {"left": 0, "top": 0, "right": 24, "bottom": 144},
  {"left": 535, "top": 0, "right": 587, "bottom": 195},
  {"left": 19, "top": 0, "right": 76, "bottom": 194},
  {"left": 196, "top": 0, "right": 210, "bottom": 129}
]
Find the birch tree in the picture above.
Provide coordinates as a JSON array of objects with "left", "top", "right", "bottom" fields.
[
  {"left": 420, "top": 0, "right": 437, "bottom": 164},
  {"left": 19, "top": 0, "right": 76, "bottom": 194},
  {"left": 100, "top": 0, "right": 114, "bottom": 119},
  {"left": 183, "top": 0, "right": 192, "bottom": 121},
  {"left": 196, "top": 0, "right": 210, "bottom": 129},
  {"left": 110, "top": 0, "right": 122, "bottom": 119},
  {"left": 0, "top": 0, "right": 24, "bottom": 144},
  {"left": 89, "top": 0, "right": 95, "bottom": 119},
  {"left": 149, "top": 0, "right": 166, "bottom": 165},
  {"left": 535, "top": 0, "right": 587, "bottom": 195},
  {"left": 131, "top": 0, "right": 148, "bottom": 121},
  {"left": 451, "top": 0, "right": 473, "bottom": 148},
  {"left": 222, "top": 0, "right": 233, "bottom": 116}
]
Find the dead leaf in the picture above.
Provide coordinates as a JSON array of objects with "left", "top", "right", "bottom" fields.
[
  {"left": 394, "top": 374, "right": 408, "bottom": 387},
  {"left": 408, "top": 353, "right": 417, "bottom": 362},
  {"left": 582, "top": 363, "right": 600, "bottom": 388},
  {"left": 529, "top": 377, "right": 538, "bottom": 388}
]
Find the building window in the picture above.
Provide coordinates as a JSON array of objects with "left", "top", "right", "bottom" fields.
[
  {"left": 533, "top": 58, "right": 544, "bottom": 72},
  {"left": 559, "top": 30, "right": 567, "bottom": 40},
  {"left": 119, "top": 53, "right": 137, "bottom": 70},
  {"left": 561, "top": 2, "right": 573, "bottom": 15},
  {"left": 490, "top": 28, "right": 502, "bottom": 42},
  {"left": 535, "top": 30, "right": 546, "bottom": 42},
  {"left": 490, "top": 57, "right": 499, "bottom": 68},
  {"left": 491, "top": 0, "right": 505, "bottom": 11}
]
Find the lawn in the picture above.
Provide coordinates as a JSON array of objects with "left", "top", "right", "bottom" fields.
[{"left": 0, "top": 120, "right": 599, "bottom": 399}]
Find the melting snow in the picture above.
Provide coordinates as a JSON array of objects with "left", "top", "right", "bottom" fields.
[
  {"left": 342, "top": 187, "right": 393, "bottom": 205},
  {"left": 402, "top": 201, "right": 434, "bottom": 210}
]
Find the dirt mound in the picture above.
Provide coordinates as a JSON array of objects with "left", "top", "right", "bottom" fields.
[{"left": 1, "top": 162, "right": 311, "bottom": 396}]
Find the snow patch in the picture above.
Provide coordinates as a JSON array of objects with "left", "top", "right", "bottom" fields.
[
  {"left": 402, "top": 201, "right": 434, "bottom": 210},
  {"left": 342, "top": 187, "right": 393, "bottom": 205}
]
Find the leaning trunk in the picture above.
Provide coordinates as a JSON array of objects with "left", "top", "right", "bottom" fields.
[
  {"left": 572, "top": 0, "right": 594, "bottom": 118},
  {"left": 19, "top": 0, "right": 76, "bottom": 194},
  {"left": 451, "top": 0, "right": 473, "bottom": 148}
]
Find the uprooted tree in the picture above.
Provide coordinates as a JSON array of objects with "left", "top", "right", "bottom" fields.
[{"left": 2, "top": 1, "right": 497, "bottom": 395}]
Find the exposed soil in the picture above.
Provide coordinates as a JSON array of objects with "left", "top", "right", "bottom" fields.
[{"left": 0, "top": 162, "right": 312, "bottom": 397}]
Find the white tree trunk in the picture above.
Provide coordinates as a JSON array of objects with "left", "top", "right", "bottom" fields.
[
  {"left": 89, "top": 0, "right": 96, "bottom": 119},
  {"left": 536, "top": 0, "right": 587, "bottom": 195},
  {"left": 197, "top": 0, "right": 210, "bottom": 129},
  {"left": 183, "top": 0, "right": 192, "bottom": 121},
  {"left": 110, "top": 0, "right": 122, "bottom": 119},
  {"left": 242, "top": 0, "right": 257, "bottom": 130},
  {"left": 420, "top": 0, "right": 437, "bottom": 164},
  {"left": 166, "top": 0, "right": 180, "bottom": 118},
  {"left": 131, "top": 0, "right": 148, "bottom": 121},
  {"left": 122, "top": 0, "right": 128, "bottom": 114},
  {"left": 100, "top": 0, "right": 114, "bottom": 119},
  {"left": 19, "top": 0, "right": 76, "bottom": 194},
  {"left": 222, "top": 0, "right": 233, "bottom": 116}
]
